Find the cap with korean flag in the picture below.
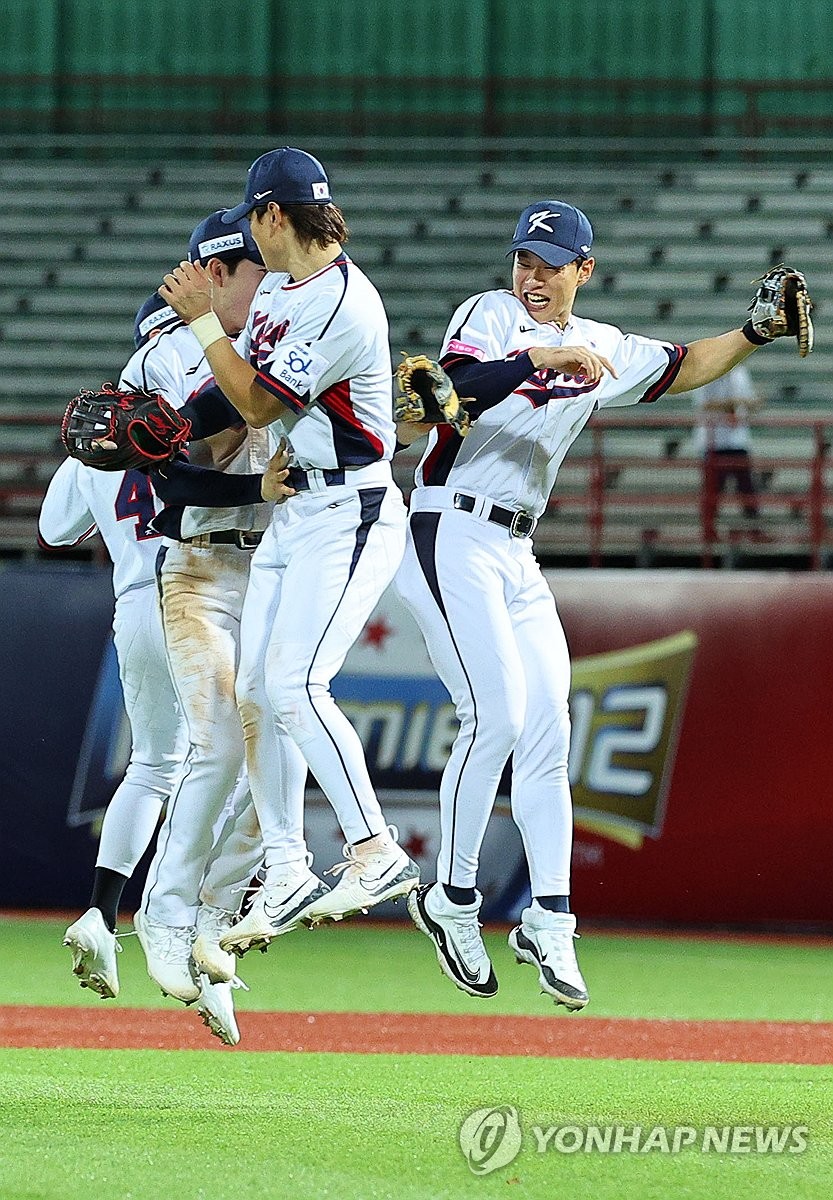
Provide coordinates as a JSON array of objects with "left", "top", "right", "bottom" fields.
[
  {"left": 507, "top": 200, "right": 594, "bottom": 267},
  {"left": 187, "top": 210, "right": 264, "bottom": 267},
  {"left": 221, "top": 147, "right": 332, "bottom": 224}
]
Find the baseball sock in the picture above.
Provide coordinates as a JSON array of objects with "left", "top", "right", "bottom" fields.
[
  {"left": 89, "top": 867, "right": 130, "bottom": 932},
  {"left": 534, "top": 895, "right": 571, "bottom": 914},
  {"left": 443, "top": 885, "right": 477, "bottom": 906}
]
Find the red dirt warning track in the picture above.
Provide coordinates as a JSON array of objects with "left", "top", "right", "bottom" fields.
[{"left": 3, "top": 1007, "right": 833, "bottom": 1063}]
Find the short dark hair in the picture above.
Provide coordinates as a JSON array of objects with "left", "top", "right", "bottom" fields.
[{"left": 253, "top": 202, "right": 349, "bottom": 250}]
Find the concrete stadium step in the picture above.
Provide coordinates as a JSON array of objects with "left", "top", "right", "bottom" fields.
[
  {"left": 1, "top": 318, "right": 133, "bottom": 342},
  {"left": 0, "top": 289, "right": 151, "bottom": 318},
  {"left": 0, "top": 344, "right": 122, "bottom": 371}
]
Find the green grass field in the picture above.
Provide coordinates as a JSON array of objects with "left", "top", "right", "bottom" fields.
[{"left": 2, "top": 916, "right": 832, "bottom": 1200}]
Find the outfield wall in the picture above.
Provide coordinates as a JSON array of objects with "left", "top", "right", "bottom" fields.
[{"left": 1, "top": 561, "right": 830, "bottom": 927}]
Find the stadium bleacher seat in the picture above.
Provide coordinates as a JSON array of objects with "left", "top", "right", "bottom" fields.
[{"left": 1, "top": 148, "right": 831, "bottom": 564}]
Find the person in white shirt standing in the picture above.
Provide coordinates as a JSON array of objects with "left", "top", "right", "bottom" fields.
[
  {"left": 689, "top": 362, "right": 764, "bottom": 534},
  {"left": 395, "top": 199, "right": 787, "bottom": 1007},
  {"left": 158, "top": 148, "right": 419, "bottom": 956}
]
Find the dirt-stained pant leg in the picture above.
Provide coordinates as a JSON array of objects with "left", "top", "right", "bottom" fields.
[
  {"left": 142, "top": 543, "right": 251, "bottom": 928},
  {"left": 199, "top": 773, "right": 265, "bottom": 913},
  {"left": 235, "top": 534, "right": 310, "bottom": 872}
]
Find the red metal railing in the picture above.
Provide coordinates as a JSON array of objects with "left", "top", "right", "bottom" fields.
[
  {"left": 551, "top": 412, "right": 833, "bottom": 567},
  {"left": 3, "top": 410, "right": 833, "bottom": 567}
]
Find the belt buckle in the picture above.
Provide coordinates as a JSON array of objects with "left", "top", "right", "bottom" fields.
[
  {"left": 237, "top": 531, "right": 261, "bottom": 550},
  {"left": 510, "top": 511, "right": 535, "bottom": 538}
]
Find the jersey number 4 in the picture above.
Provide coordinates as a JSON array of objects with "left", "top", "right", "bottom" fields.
[{"left": 115, "top": 470, "right": 160, "bottom": 541}]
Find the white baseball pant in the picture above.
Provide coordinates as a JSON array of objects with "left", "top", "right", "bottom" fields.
[
  {"left": 236, "top": 479, "right": 407, "bottom": 858},
  {"left": 98, "top": 583, "right": 183, "bottom": 877},
  {"left": 395, "top": 508, "right": 574, "bottom": 896},
  {"left": 142, "top": 542, "right": 259, "bottom": 927}
]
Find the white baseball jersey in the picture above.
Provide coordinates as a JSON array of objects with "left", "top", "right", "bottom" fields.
[
  {"left": 236, "top": 254, "right": 396, "bottom": 469},
  {"left": 120, "top": 321, "right": 272, "bottom": 538},
  {"left": 38, "top": 457, "right": 163, "bottom": 599},
  {"left": 415, "top": 288, "right": 686, "bottom": 517}
]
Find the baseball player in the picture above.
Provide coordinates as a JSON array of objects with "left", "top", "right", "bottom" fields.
[
  {"left": 40, "top": 456, "right": 184, "bottom": 1000},
  {"left": 158, "top": 147, "right": 419, "bottom": 953},
  {"left": 395, "top": 199, "right": 792, "bottom": 1006},
  {"left": 133, "top": 292, "right": 179, "bottom": 350},
  {"left": 121, "top": 209, "right": 297, "bottom": 1044},
  {"left": 47, "top": 282, "right": 225, "bottom": 1002}
]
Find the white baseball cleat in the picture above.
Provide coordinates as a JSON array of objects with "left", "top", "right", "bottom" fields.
[
  {"left": 219, "top": 857, "right": 331, "bottom": 956},
  {"left": 134, "top": 910, "right": 199, "bottom": 1004},
  {"left": 508, "top": 906, "right": 589, "bottom": 1011},
  {"left": 62, "top": 907, "right": 121, "bottom": 1000},
  {"left": 192, "top": 904, "right": 238, "bottom": 984},
  {"left": 196, "top": 975, "right": 243, "bottom": 1046},
  {"left": 407, "top": 883, "right": 497, "bottom": 998},
  {"left": 306, "top": 826, "right": 420, "bottom": 924}
]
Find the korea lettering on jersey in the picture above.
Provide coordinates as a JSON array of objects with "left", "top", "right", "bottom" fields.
[
  {"left": 416, "top": 289, "right": 686, "bottom": 517},
  {"left": 236, "top": 255, "right": 396, "bottom": 470},
  {"left": 120, "top": 322, "right": 271, "bottom": 538},
  {"left": 38, "top": 456, "right": 163, "bottom": 598}
]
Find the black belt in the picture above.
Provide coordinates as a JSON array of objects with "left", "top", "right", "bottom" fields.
[
  {"left": 288, "top": 467, "right": 345, "bottom": 491},
  {"left": 184, "top": 530, "right": 264, "bottom": 549},
  {"left": 452, "top": 492, "right": 536, "bottom": 538}
]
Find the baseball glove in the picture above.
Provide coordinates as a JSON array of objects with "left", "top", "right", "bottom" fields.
[
  {"left": 61, "top": 383, "right": 192, "bottom": 472},
  {"left": 747, "top": 265, "right": 814, "bottom": 356},
  {"left": 394, "top": 354, "right": 470, "bottom": 437}
]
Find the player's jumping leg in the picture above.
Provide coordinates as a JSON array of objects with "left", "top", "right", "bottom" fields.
[
  {"left": 504, "top": 571, "right": 588, "bottom": 1010},
  {"left": 64, "top": 585, "right": 182, "bottom": 999}
]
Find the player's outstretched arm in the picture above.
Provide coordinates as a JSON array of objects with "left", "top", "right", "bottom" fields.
[
  {"left": 666, "top": 329, "right": 755, "bottom": 394},
  {"left": 159, "top": 261, "right": 285, "bottom": 429}
]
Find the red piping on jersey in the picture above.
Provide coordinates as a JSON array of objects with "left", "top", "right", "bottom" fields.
[
  {"left": 37, "top": 525, "right": 97, "bottom": 550},
  {"left": 281, "top": 253, "right": 350, "bottom": 290},
  {"left": 639, "top": 344, "right": 687, "bottom": 403},
  {"left": 421, "top": 423, "right": 459, "bottom": 484},
  {"left": 255, "top": 369, "right": 308, "bottom": 413},
  {"left": 318, "top": 379, "right": 385, "bottom": 458}
]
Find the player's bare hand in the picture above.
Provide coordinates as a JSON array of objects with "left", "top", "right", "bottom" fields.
[
  {"left": 261, "top": 438, "right": 296, "bottom": 503},
  {"left": 159, "top": 260, "right": 214, "bottom": 322},
  {"left": 529, "top": 345, "right": 618, "bottom": 382}
]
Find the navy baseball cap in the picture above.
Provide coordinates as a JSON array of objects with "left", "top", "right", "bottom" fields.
[
  {"left": 133, "top": 292, "right": 178, "bottom": 349},
  {"left": 187, "top": 210, "right": 264, "bottom": 267},
  {"left": 221, "top": 147, "right": 332, "bottom": 223},
  {"left": 507, "top": 201, "right": 594, "bottom": 267}
]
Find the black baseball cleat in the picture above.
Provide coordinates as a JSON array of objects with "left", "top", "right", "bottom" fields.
[
  {"left": 508, "top": 908, "right": 589, "bottom": 1011},
  {"left": 407, "top": 883, "right": 498, "bottom": 998}
]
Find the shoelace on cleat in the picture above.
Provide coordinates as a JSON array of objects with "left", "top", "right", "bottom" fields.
[
  {"left": 196, "top": 907, "right": 235, "bottom": 940},
  {"left": 143, "top": 923, "right": 195, "bottom": 963},
  {"left": 448, "top": 914, "right": 487, "bottom": 962},
  {"left": 325, "top": 825, "right": 402, "bottom": 880},
  {"left": 532, "top": 930, "right": 583, "bottom": 977}
]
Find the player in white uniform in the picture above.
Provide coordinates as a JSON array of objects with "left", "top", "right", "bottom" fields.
[
  {"left": 132, "top": 292, "right": 179, "bottom": 350},
  {"left": 159, "top": 148, "right": 419, "bottom": 953},
  {"left": 123, "top": 210, "right": 294, "bottom": 1044},
  {"left": 396, "top": 200, "right": 770, "bottom": 1006},
  {"left": 40, "top": 455, "right": 183, "bottom": 1000}
]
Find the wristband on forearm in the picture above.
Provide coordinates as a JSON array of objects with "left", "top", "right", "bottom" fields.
[
  {"left": 742, "top": 321, "right": 772, "bottom": 346},
  {"left": 189, "top": 311, "right": 226, "bottom": 351}
]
